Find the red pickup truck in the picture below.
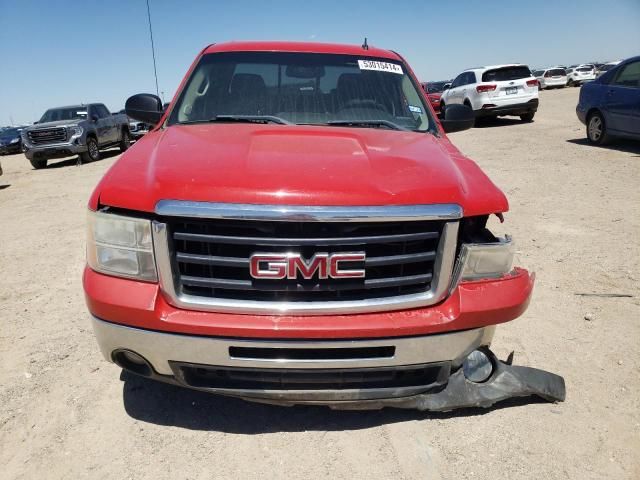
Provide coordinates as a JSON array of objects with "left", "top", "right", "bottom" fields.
[{"left": 84, "top": 41, "right": 564, "bottom": 411}]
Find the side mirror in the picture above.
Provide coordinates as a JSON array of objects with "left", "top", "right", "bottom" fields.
[
  {"left": 91, "top": 114, "right": 99, "bottom": 122},
  {"left": 440, "top": 104, "right": 475, "bottom": 133},
  {"left": 443, "top": 83, "right": 451, "bottom": 90},
  {"left": 125, "top": 93, "right": 164, "bottom": 124},
  {"left": 33, "top": 121, "right": 39, "bottom": 125}
]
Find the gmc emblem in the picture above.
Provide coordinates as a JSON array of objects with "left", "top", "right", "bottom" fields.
[{"left": 250, "top": 252, "right": 366, "bottom": 280}]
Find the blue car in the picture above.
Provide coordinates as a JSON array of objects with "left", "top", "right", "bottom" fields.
[{"left": 576, "top": 55, "right": 640, "bottom": 145}]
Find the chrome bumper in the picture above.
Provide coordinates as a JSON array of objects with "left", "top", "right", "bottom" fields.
[
  {"left": 92, "top": 316, "right": 494, "bottom": 374},
  {"left": 91, "top": 316, "right": 494, "bottom": 401}
]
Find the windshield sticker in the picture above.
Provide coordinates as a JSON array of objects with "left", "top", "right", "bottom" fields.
[
  {"left": 408, "top": 105, "right": 422, "bottom": 114},
  {"left": 358, "top": 60, "right": 403, "bottom": 75}
]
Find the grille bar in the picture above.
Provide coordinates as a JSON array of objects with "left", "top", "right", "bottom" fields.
[
  {"left": 27, "top": 128, "right": 67, "bottom": 144},
  {"left": 175, "top": 250, "right": 436, "bottom": 268},
  {"left": 176, "top": 252, "right": 249, "bottom": 267},
  {"left": 173, "top": 230, "right": 439, "bottom": 246},
  {"left": 366, "top": 251, "right": 436, "bottom": 266},
  {"left": 171, "top": 361, "right": 451, "bottom": 391},
  {"left": 180, "top": 272, "right": 433, "bottom": 291}
]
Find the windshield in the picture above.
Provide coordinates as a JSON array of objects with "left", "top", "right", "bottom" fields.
[
  {"left": 168, "top": 52, "right": 432, "bottom": 132},
  {"left": 39, "top": 107, "right": 88, "bottom": 123},
  {"left": 425, "top": 81, "right": 448, "bottom": 93},
  {"left": 0, "top": 127, "right": 22, "bottom": 138}
]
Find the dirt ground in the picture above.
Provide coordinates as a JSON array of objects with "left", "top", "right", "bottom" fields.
[{"left": 1, "top": 87, "right": 639, "bottom": 479}]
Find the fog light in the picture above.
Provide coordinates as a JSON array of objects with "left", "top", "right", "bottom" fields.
[
  {"left": 121, "top": 350, "right": 146, "bottom": 366},
  {"left": 463, "top": 349, "right": 493, "bottom": 383},
  {"left": 112, "top": 349, "right": 152, "bottom": 377}
]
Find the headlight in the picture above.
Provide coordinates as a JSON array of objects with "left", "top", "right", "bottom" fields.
[
  {"left": 87, "top": 210, "right": 157, "bottom": 281},
  {"left": 458, "top": 237, "right": 515, "bottom": 281},
  {"left": 10, "top": 137, "right": 19, "bottom": 144},
  {"left": 68, "top": 126, "right": 83, "bottom": 137}
]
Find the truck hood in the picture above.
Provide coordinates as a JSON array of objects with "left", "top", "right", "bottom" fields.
[
  {"left": 28, "top": 120, "right": 81, "bottom": 129},
  {"left": 94, "top": 124, "right": 508, "bottom": 217}
]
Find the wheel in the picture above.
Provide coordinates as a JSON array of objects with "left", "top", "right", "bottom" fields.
[
  {"left": 119, "top": 129, "right": 131, "bottom": 153},
  {"left": 438, "top": 101, "right": 445, "bottom": 119},
  {"left": 586, "top": 111, "right": 610, "bottom": 145},
  {"left": 29, "top": 158, "right": 47, "bottom": 169},
  {"left": 520, "top": 112, "right": 535, "bottom": 122},
  {"left": 80, "top": 136, "right": 100, "bottom": 164}
]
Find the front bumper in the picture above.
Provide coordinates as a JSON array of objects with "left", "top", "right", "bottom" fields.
[
  {"left": 84, "top": 266, "right": 535, "bottom": 338},
  {"left": 84, "top": 266, "right": 568, "bottom": 409},
  {"left": 92, "top": 315, "right": 495, "bottom": 375},
  {"left": 92, "top": 317, "right": 565, "bottom": 409},
  {"left": 92, "top": 315, "right": 497, "bottom": 401},
  {"left": 23, "top": 141, "right": 86, "bottom": 160},
  {"left": 0, "top": 142, "right": 22, "bottom": 155}
]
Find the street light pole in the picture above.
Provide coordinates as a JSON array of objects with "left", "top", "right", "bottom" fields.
[{"left": 146, "top": 0, "right": 160, "bottom": 97}]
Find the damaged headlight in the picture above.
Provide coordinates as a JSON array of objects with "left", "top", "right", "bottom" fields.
[
  {"left": 458, "top": 236, "right": 515, "bottom": 281},
  {"left": 86, "top": 210, "right": 157, "bottom": 281}
]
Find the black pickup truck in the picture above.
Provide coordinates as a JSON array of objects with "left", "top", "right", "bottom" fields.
[{"left": 22, "top": 103, "right": 130, "bottom": 169}]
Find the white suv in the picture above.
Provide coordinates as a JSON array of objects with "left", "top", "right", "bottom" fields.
[
  {"left": 567, "top": 64, "right": 596, "bottom": 86},
  {"left": 440, "top": 64, "right": 539, "bottom": 121},
  {"left": 534, "top": 67, "right": 568, "bottom": 89}
]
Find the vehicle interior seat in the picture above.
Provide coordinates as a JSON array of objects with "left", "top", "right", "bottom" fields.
[{"left": 227, "top": 73, "right": 268, "bottom": 115}]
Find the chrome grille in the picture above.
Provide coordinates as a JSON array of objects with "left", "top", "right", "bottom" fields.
[
  {"left": 169, "top": 218, "right": 443, "bottom": 302},
  {"left": 27, "top": 127, "right": 67, "bottom": 145},
  {"left": 152, "top": 202, "right": 461, "bottom": 315}
]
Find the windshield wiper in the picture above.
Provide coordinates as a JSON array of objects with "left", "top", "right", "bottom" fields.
[
  {"left": 177, "top": 115, "right": 291, "bottom": 126},
  {"left": 326, "top": 120, "right": 408, "bottom": 131}
]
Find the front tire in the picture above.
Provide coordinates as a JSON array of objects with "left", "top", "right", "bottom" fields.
[
  {"left": 119, "top": 129, "right": 130, "bottom": 153},
  {"left": 80, "top": 136, "right": 100, "bottom": 164},
  {"left": 586, "top": 111, "right": 610, "bottom": 145},
  {"left": 520, "top": 112, "right": 535, "bottom": 122},
  {"left": 29, "top": 158, "right": 47, "bottom": 169}
]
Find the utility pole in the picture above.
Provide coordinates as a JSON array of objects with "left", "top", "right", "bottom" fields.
[{"left": 146, "top": 0, "right": 160, "bottom": 97}]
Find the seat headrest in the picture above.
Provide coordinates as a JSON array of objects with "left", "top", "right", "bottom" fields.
[{"left": 230, "top": 74, "right": 266, "bottom": 95}]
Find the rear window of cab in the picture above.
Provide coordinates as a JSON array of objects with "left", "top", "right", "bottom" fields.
[{"left": 482, "top": 66, "right": 532, "bottom": 82}]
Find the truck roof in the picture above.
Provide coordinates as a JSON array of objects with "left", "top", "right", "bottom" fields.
[
  {"left": 203, "top": 41, "right": 401, "bottom": 61},
  {"left": 464, "top": 64, "right": 528, "bottom": 73},
  {"left": 45, "top": 104, "right": 101, "bottom": 110}
]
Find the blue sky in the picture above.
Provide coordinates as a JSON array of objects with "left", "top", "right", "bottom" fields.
[{"left": 1, "top": 0, "right": 639, "bottom": 124}]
